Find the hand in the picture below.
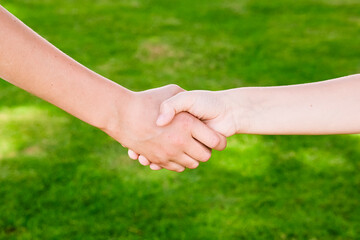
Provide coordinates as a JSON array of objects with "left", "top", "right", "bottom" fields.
[
  {"left": 156, "top": 90, "right": 238, "bottom": 137},
  {"left": 104, "top": 85, "right": 227, "bottom": 172},
  {"left": 128, "top": 90, "right": 235, "bottom": 170}
]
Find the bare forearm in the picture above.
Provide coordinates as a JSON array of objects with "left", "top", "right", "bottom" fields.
[
  {"left": 228, "top": 74, "right": 360, "bottom": 135},
  {"left": 0, "top": 5, "right": 131, "bottom": 129}
]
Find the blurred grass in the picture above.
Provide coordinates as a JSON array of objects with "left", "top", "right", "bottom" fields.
[{"left": 1, "top": 0, "right": 360, "bottom": 239}]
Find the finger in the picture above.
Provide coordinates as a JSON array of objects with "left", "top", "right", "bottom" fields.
[
  {"left": 156, "top": 92, "right": 194, "bottom": 126},
  {"left": 213, "top": 133, "right": 227, "bottom": 151},
  {"left": 128, "top": 149, "right": 139, "bottom": 160},
  {"left": 138, "top": 155, "right": 151, "bottom": 166},
  {"left": 150, "top": 163, "right": 162, "bottom": 170},
  {"left": 138, "top": 155, "right": 162, "bottom": 169},
  {"left": 184, "top": 139, "right": 212, "bottom": 162},
  {"left": 191, "top": 119, "right": 221, "bottom": 149},
  {"left": 179, "top": 154, "right": 200, "bottom": 169},
  {"left": 161, "top": 161, "right": 186, "bottom": 173}
]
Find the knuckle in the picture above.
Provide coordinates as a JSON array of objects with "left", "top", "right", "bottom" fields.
[
  {"left": 170, "top": 135, "right": 186, "bottom": 147},
  {"left": 176, "top": 137, "right": 186, "bottom": 147},
  {"left": 169, "top": 152, "right": 178, "bottom": 159},
  {"left": 166, "top": 84, "right": 182, "bottom": 92},
  {"left": 151, "top": 157, "right": 165, "bottom": 165},
  {"left": 165, "top": 148, "right": 177, "bottom": 158},
  {"left": 167, "top": 83, "right": 179, "bottom": 89},
  {"left": 177, "top": 113, "right": 194, "bottom": 128}
]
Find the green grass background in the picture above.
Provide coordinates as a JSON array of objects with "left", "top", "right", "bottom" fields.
[{"left": 1, "top": 0, "right": 360, "bottom": 239}]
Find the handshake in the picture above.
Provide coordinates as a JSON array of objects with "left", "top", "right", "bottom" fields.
[
  {"left": 103, "top": 74, "right": 360, "bottom": 173},
  {"left": 2, "top": 5, "right": 359, "bottom": 173},
  {"left": 104, "top": 84, "right": 240, "bottom": 173}
]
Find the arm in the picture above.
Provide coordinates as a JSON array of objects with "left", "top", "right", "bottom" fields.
[
  {"left": 0, "top": 5, "right": 127, "bottom": 129},
  {"left": 0, "top": 5, "right": 226, "bottom": 172},
  {"left": 156, "top": 74, "right": 360, "bottom": 135}
]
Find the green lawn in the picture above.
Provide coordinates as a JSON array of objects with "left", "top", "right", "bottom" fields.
[{"left": 1, "top": 0, "right": 360, "bottom": 239}]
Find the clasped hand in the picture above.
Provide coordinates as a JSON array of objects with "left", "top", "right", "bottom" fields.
[{"left": 103, "top": 84, "right": 227, "bottom": 172}]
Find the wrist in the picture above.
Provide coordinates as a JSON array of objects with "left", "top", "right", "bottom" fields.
[
  {"left": 221, "top": 88, "right": 257, "bottom": 134},
  {"left": 94, "top": 81, "right": 135, "bottom": 137}
]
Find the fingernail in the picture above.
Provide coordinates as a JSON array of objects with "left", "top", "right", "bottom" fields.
[
  {"left": 139, "top": 155, "right": 150, "bottom": 166},
  {"left": 150, "top": 164, "right": 161, "bottom": 170},
  {"left": 128, "top": 150, "right": 138, "bottom": 160}
]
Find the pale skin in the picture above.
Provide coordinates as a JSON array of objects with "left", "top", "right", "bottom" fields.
[
  {"left": 0, "top": 5, "right": 227, "bottom": 172},
  {"left": 131, "top": 74, "right": 360, "bottom": 168}
]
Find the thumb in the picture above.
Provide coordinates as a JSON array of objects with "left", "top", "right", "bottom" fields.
[{"left": 156, "top": 92, "right": 194, "bottom": 126}]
